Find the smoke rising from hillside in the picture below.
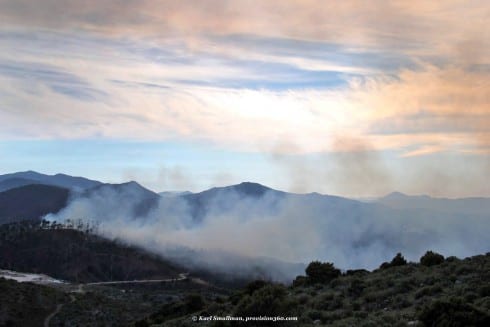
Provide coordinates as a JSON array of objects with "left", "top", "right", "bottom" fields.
[
  {"left": 270, "top": 137, "right": 394, "bottom": 197},
  {"left": 46, "top": 184, "right": 490, "bottom": 281}
]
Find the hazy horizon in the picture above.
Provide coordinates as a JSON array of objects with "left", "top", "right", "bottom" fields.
[{"left": 4, "top": 169, "right": 490, "bottom": 200}]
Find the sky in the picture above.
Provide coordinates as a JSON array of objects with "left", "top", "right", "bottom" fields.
[{"left": 0, "top": 0, "right": 489, "bottom": 197}]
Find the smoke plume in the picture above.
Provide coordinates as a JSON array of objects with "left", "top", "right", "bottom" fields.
[{"left": 46, "top": 182, "right": 490, "bottom": 281}]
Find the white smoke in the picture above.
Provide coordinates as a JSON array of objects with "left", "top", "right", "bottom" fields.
[{"left": 46, "top": 184, "right": 490, "bottom": 281}]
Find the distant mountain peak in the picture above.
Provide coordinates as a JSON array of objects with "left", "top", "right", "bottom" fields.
[
  {"left": 186, "top": 181, "right": 279, "bottom": 200},
  {"left": 119, "top": 181, "right": 152, "bottom": 191},
  {"left": 231, "top": 182, "right": 275, "bottom": 197},
  {"left": 122, "top": 180, "right": 140, "bottom": 186},
  {"left": 94, "top": 181, "right": 158, "bottom": 198},
  {"left": 236, "top": 181, "right": 270, "bottom": 188},
  {"left": 16, "top": 170, "right": 44, "bottom": 177},
  {"left": 384, "top": 191, "right": 407, "bottom": 198}
]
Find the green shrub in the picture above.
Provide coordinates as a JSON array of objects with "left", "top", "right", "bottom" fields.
[
  {"left": 298, "top": 294, "right": 310, "bottom": 305},
  {"left": 363, "top": 292, "right": 377, "bottom": 303},
  {"left": 134, "top": 320, "right": 150, "bottom": 327},
  {"left": 379, "top": 253, "right": 407, "bottom": 269},
  {"left": 306, "top": 310, "right": 324, "bottom": 321},
  {"left": 474, "top": 297, "right": 490, "bottom": 311},
  {"left": 390, "top": 253, "right": 407, "bottom": 267},
  {"left": 185, "top": 293, "right": 205, "bottom": 312},
  {"left": 292, "top": 275, "right": 307, "bottom": 287},
  {"left": 354, "top": 311, "right": 368, "bottom": 319},
  {"left": 344, "top": 269, "right": 369, "bottom": 276},
  {"left": 395, "top": 278, "right": 415, "bottom": 293},
  {"left": 415, "top": 285, "right": 443, "bottom": 299},
  {"left": 392, "top": 295, "right": 411, "bottom": 309},
  {"left": 321, "top": 292, "right": 334, "bottom": 301},
  {"left": 328, "top": 296, "right": 344, "bottom": 310},
  {"left": 348, "top": 278, "right": 366, "bottom": 296},
  {"left": 305, "top": 261, "right": 341, "bottom": 284},
  {"left": 478, "top": 284, "right": 490, "bottom": 297},
  {"left": 420, "top": 251, "right": 445, "bottom": 267},
  {"left": 234, "top": 284, "right": 295, "bottom": 319},
  {"left": 379, "top": 261, "right": 391, "bottom": 269},
  {"left": 464, "top": 291, "right": 479, "bottom": 303},
  {"left": 244, "top": 280, "right": 269, "bottom": 295},
  {"left": 419, "top": 297, "right": 490, "bottom": 326},
  {"left": 445, "top": 256, "right": 460, "bottom": 263}
]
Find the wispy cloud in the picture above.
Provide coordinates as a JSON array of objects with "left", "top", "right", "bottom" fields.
[
  {"left": 0, "top": 0, "right": 489, "bottom": 195},
  {"left": 1, "top": 1, "right": 487, "bottom": 59},
  {"left": 400, "top": 145, "right": 445, "bottom": 158}
]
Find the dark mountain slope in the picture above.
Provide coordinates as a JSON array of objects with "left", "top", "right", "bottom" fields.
[
  {"left": 181, "top": 181, "right": 382, "bottom": 224},
  {"left": 88, "top": 181, "right": 158, "bottom": 199},
  {"left": 0, "top": 177, "right": 42, "bottom": 192},
  {"left": 181, "top": 182, "right": 287, "bottom": 222},
  {"left": 0, "top": 222, "right": 182, "bottom": 283},
  {"left": 0, "top": 184, "right": 70, "bottom": 224},
  {"left": 0, "top": 171, "right": 102, "bottom": 191},
  {"left": 227, "top": 182, "right": 283, "bottom": 197}
]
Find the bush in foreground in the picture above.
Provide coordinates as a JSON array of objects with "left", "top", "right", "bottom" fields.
[
  {"left": 420, "top": 251, "right": 445, "bottom": 267},
  {"left": 305, "top": 261, "right": 341, "bottom": 284},
  {"left": 419, "top": 297, "right": 490, "bottom": 326},
  {"left": 380, "top": 252, "right": 407, "bottom": 269}
]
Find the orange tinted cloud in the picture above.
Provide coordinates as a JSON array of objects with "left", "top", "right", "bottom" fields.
[
  {"left": 0, "top": 1, "right": 488, "bottom": 58},
  {"left": 0, "top": 0, "right": 488, "bottom": 156}
]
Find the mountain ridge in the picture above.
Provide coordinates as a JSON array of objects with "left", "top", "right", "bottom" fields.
[
  {"left": 378, "top": 191, "right": 490, "bottom": 215},
  {"left": 0, "top": 184, "right": 70, "bottom": 224},
  {"left": 0, "top": 171, "right": 102, "bottom": 192}
]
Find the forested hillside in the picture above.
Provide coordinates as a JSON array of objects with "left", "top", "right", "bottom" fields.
[{"left": 0, "top": 221, "right": 181, "bottom": 282}]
